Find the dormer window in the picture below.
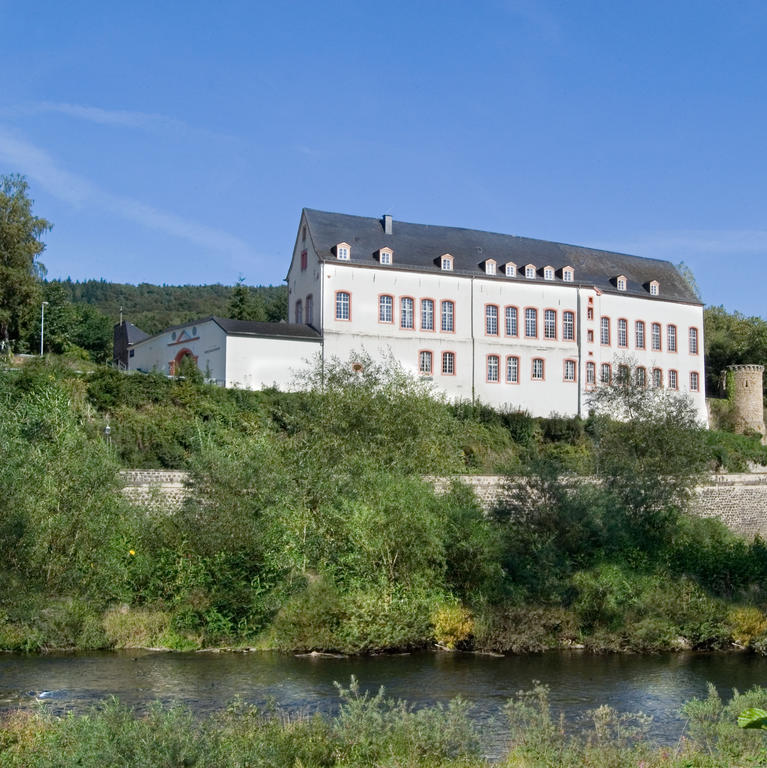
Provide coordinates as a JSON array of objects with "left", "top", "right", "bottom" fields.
[
  {"left": 649, "top": 280, "right": 659, "bottom": 296},
  {"left": 562, "top": 266, "right": 574, "bottom": 282},
  {"left": 505, "top": 262, "right": 517, "bottom": 277},
  {"left": 440, "top": 254, "right": 454, "bottom": 271},
  {"left": 543, "top": 266, "right": 554, "bottom": 280},
  {"left": 524, "top": 264, "right": 536, "bottom": 279},
  {"left": 336, "top": 242, "right": 351, "bottom": 260},
  {"left": 484, "top": 259, "right": 496, "bottom": 276},
  {"left": 378, "top": 247, "right": 393, "bottom": 265},
  {"left": 616, "top": 275, "right": 627, "bottom": 291}
]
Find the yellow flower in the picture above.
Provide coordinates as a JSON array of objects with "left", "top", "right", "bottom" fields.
[{"left": 129, "top": 549, "right": 135, "bottom": 556}]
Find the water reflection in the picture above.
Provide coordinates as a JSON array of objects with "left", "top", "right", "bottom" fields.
[{"left": 3, "top": 649, "right": 767, "bottom": 755}]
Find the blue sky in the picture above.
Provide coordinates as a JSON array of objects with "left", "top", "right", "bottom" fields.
[{"left": 1, "top": 1, "right": 765, "bottom": 315}]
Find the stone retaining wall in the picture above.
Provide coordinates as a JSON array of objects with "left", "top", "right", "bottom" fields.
[
  {"left": 120, "top": 470, "right": 767, "bottom": 538},
  {"left": 119, "top": 470, "right": 189, "bottom": 511}
]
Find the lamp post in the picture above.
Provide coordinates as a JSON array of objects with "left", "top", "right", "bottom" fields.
[{"left": 40, "top": 301, "right": 49, "bottom": 356}]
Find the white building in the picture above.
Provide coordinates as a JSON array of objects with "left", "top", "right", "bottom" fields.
[
  {"left": 287, "top": 209, "right": 706, "bottom": 421},
  {"left": 117, "top": 316, "right": 321, "bottom": 390}
]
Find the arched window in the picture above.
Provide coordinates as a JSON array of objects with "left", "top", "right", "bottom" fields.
[
  {"left": 525, "top": 308, "right": 538, "bottom": 338},
  {"left": 544, "top": 309, "right": 557, "bottom": 339},
  {"left": 635, "top": 321, "right": 645, "bottom": 349},
  {"left": 667, "top": 325, "right": 677, "bottom": 352},
  {"left": 485, "top": 304, "right": 499, "bottom": 335},
  {"left": 563, "top": 311, "right": 575, "bottom": 341},
  {"left": 600, "top": 317, "right": 611, "bottom": 345},
  {"left": 400, "top": 297, "right": 414, "bottom": 329},
  {"left": 441, "top": 300, "right": 455, "bottom": 332},
  {"left": 506, "top": 356, "right": 519, "bottom": 383},
  {"left": 651, "top": 323, "right": 661, "bottom": 351},
  {"left": 487, "top": 355, "right": 500, "bottom": 382},
  {"left": 335, "top": 291, "right": 350, "bottom": 320},
  {"left": 378, "top": 295, "right": 393, "bottom": 323},
  {"left": 617, "top": 318, "right": 628, "bottom": 348},
  {"left": 421, "top": 299, "right": 434, "bottom": 330},
  {"left": 689, "top": 327, "right": 699, "bottom": 354},
  {"left": 505, "top": 306, "right": 518, "bottom": 336}
]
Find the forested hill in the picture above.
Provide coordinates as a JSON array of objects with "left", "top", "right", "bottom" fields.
[{"left": 49, "top": 279, "right": 287, "bottom": 335}]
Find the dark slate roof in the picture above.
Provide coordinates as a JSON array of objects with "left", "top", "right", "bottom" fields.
[
  {"left": 130, "top": 316, "right": 321, "bottom": 346},
  {"left": 304, "top": 209, "right": 700, "bottom": 304},
  {"left": 212, "top": 317, "right": 321, "bottom": 340},
  {"left": 125, "top": 322, "right": 150, "bottom": 344}
]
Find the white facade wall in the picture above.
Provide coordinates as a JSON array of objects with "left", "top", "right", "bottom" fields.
[
  {"left": 587, "top": 290, "right": 706, "bottom": 421},
  {"left": 127, "top": 320, "right": 228, "bottom": 384},
  {"left": 302, "top": 257, "right": 708, "bottom": 421},
  {"left": 225, "top": 335, "right": 321, "bottom": 390}
]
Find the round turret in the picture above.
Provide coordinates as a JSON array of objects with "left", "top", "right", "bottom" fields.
[{"left": 725, "top": 364, "right": 765, "bottom": 437}]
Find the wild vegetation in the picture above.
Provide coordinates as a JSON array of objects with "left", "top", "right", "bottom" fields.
[
  {"left": 3, "top": 352, "right": 767, "bottom": 655},
  {"left": 4, "top": 175, "right": 767, "bottom": 656},
  {"left": 2, "top": 681, "right": 767, "bottom": 767}
]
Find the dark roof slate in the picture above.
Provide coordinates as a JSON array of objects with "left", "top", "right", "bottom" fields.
[
  {"left": 304, "top": 209, "right": 700, "bottom": 304},
  {"left": 125, "top": 322, "right": 150, "bottom": 344},
  {"left": 212, "top": 317, "right": 321, "bottom": 339},
  {"left": 129, "top": 316, "right": 321, "bottom": 346}
]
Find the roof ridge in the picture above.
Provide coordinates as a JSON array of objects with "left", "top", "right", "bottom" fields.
[{"left": 303, "top": 208, "right": 674, "bottom": 266}]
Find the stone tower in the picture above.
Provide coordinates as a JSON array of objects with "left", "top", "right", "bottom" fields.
[{"left": 725, "top": 364, "right": 766, "bottom": 438}]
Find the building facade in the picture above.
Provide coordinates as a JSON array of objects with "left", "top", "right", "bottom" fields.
[
  {"left": 287, "top": 209, "right": 706, "bottom": 421},
  {"left": 119, "top": 316, "right": 321, "bottom": 390}
]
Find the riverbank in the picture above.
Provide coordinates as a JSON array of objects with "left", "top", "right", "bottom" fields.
[
  {"left": 3, "top": 588, "right": 767, "bottom": 657},
  {"left": 5, "top": 358, "right": 767, "bottom": 663},
  {"left": 2, "top": 674, "right": 767, "bottom": 767}
]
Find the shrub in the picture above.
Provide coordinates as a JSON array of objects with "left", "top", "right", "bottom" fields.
[
  {"left": 103, "top": 606, "right": 171, "bottom": 648},
  {"left": 729, "top": 606, "right": 767, "bottom": 648},
  {"left": 267, "top": 576, "right": 344, "bottom": 652},
  {"left": 431, "top": 601, "right": 474, "bottom": 649},
  {"left": 336, "top": 583, "right": 436, "bottom": 653}
]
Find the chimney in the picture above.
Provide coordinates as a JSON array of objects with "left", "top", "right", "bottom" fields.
[{"left": 383, "top": 214, "right": 393, "bottom": 235}]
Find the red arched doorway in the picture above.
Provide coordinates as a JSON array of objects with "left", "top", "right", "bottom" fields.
[{"left": 168, "top": 348, "right": 198, "bottom": 375}]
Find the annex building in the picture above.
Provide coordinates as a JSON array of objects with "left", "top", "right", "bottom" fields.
[{"left": 118, "top": 209, "right": 706, "bottom": 421}]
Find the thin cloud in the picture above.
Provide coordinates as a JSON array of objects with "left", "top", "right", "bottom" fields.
[
  {"left": 1, "top": 102, "right": 237, "bottom": 143},
  {"left": 0, "top": 127, "right": 254, "bottom": 260}
]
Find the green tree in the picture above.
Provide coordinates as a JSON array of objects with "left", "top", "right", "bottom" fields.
[
  {"left": 0, "top": 175, "right": 50, "bottom": 350},
  {"left": 705, "top": 305, "right": 767, "bottom": 398},
  {"left": 587, "top": 363, "right": 708, "bottom": 545},
  {"left": 227, "top": 277, "right": 267, "bottom": 321}
]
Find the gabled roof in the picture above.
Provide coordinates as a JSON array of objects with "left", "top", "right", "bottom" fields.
[
  {"left": 303, "top": 209, "right": 700, "bottom": 304},
  {"left": 129, "top": 316, "right": 321, "bottom": 346},
  {"left": 124, "top": 322, "right": 149, "bottom": 344},
  {"left": 213, "top": 317, "right": 321, "bottom": 340}
]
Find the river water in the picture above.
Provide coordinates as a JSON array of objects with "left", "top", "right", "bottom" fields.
[{"left": 2, "top": 650, "right": 767, "bottom": 756}]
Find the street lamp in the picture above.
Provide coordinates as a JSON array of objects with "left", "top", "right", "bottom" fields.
[{"left": 40, "top": 301, "right": 48, "bottom": 356}]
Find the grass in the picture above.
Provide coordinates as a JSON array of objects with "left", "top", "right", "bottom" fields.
[{"left": 2, "top": 681, "right": 767, "bottom": 767}]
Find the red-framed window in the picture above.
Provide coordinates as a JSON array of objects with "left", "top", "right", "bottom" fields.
[
  {"left": 544, "top": 309, "right": 557, "bottom": 340},
  {"left": 563, "top": 311, "right": 575, "bottom": 341},
  {"left": 335, "top": 291, "right": 351, "bottom": 321},
  {"left": 506, "top": 355, "right": 519, "bottom": 383},
  {"left": 487, "top": 354, "right": 500, "bottom": 382},
  {"left": 378, "top": 294, "right": 394, "bottom": 323}
]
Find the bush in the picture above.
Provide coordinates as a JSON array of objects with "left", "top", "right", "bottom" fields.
[
  {"left": 729, "top": 606, "right": 767, "bottom": 648},
  {"left": 103, "top": 606, "right": 171, "bottom": 648},
  {"left": 431, "top": 601, "right": 474, "bottom": 649}
]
